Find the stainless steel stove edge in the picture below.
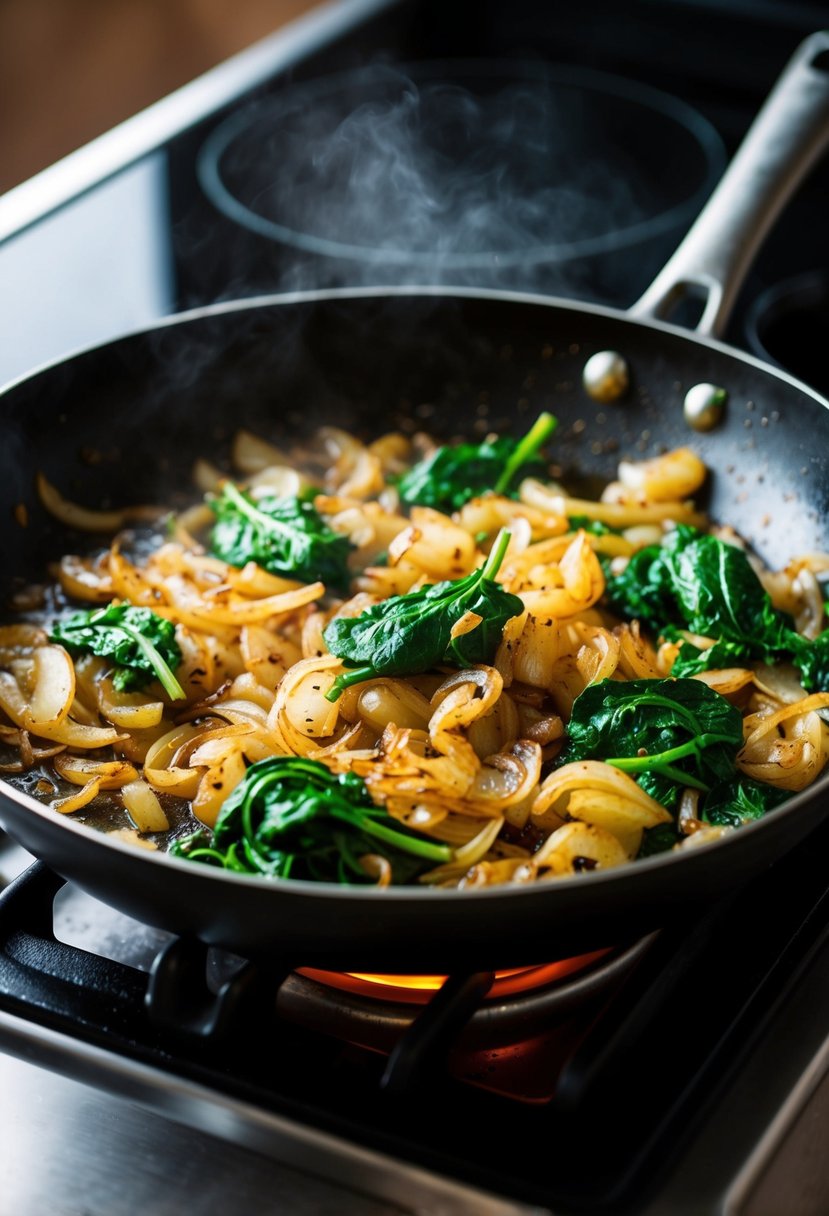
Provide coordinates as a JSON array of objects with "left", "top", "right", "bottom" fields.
[{"left": 0, "top": 1008, "right": 542, "bottom": 1216}]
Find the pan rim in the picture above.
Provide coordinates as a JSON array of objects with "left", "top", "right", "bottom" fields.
[
  {"left": 2, "top": 283, "right": 828, "bottom": 412},
  {"left": 2, "top": 764, "right": 827, "bottom": 901}
]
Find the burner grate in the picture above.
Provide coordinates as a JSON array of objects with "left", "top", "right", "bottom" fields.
[{"left": 0, "top": 833, "right": 826, "bottom": 1211}]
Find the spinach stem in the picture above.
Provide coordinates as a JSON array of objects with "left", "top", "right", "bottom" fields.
[
  {"left": 219, "top": 480, "right": 293, "bottom": 540},
  {"left": 606, "top": 730, "right": 737, "bottom": 790},
  {"left": 330, "top": 807, "right": 452, "bottom": 861},
  {"left": 481, "top": 527, "right": 512, "bottom": 581},
  {"left": 493, "top": 411, "right": 557, "bottom": 495},
  {"left": 325, "top": 664, "right": 379, "bottom": 703},
  {"left": 97, "top": 617, "right": 185, "bottom": 701}
]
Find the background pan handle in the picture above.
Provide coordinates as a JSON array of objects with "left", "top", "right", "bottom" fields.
[{"left": 631, "top": 31, "right": 829, "bottom": 338}]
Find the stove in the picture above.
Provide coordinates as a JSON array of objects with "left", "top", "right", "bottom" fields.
[{"left": 1, "top": 1, "right": 829, "bottom": 1212}]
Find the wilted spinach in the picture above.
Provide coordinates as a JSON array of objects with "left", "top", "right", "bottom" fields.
[
  {"left": 397, "top": 412, "right": 557, "bottom": 511},
  {"left": 605, "top": 526, "right": 829, "bottom": 691},
  {"left": 51, "top": 603, "right": 185, "bottom": 700},
  {"left": 323, "top": 528, "right": 524, "bottom": 700},
  {"left": 563, "top": 677, "right": 797, "bottom": 852},
  {"left": 563, "top": 677, "right": 743, "bottom": 792},
  {"left": 170, "top": 756, "right": 451, "bottom": 883},
  {"left": 701, "top": 777, "right": 791, "bottom": 828},
  {"left": 210, "top": 482, "right": 352, "bottom": 587}
]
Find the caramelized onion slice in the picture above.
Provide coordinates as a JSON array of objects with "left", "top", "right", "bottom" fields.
[
  {"left": 51, "top": 777, "right": 101, "bottom": 814},
  {"left": 143, "top": 724, "right": 205, "bottom": 798},
  {"left": 53, "top": 755, "right": 139, "bottom": 789},
  {"left": 37, "top": 473, "right": 161, "bottom": 532},
  {"left": 121, "top": 779, "right": 170, "bottom": 833},
  {"left": 0, "top": 671, "right": 124, "bottom": 748},
  {"left": 98, "top": 678, "right": 165, "bottom": 730},
  {"left": 533, "top": 821, "right": 629, "bottom": 875},
  {"left": 29, "top": 645, "right": 76, "bottom": 727},
  {"left": 232, "top": 429, "right": 288, "bottom": 474}
]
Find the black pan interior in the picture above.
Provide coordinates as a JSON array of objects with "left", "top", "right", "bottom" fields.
[{"left": 1, "top": 291, "right": 828, "bottom": 968}]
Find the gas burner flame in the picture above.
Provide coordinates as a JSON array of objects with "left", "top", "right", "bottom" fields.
[{"left": 298, "top": 950, "right": 611, "bottom": 1005}]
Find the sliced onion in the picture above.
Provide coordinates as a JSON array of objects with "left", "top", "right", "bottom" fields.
[
  {"left": 742, "top": 692, "right": 829, "bottom": 748},
  {"left": 0, "top": 672, "right": 123, "bottom": 747},
  {"left": 51, "top": 777, "right": 101, "bottom": 814},
  {"left": 192, "top": 459, "right": 225, "bottom": 494},
  {"left": 532, "top": 760, "right": 672, "bottom": 847},
  {"left": 615, "top": 621, "right": 663, "bottom": 680},
  {"left": 691, "top": 668, "right": 755, "bottom": 698},
  {"left": 37, "top": 472, "right": 160, "bottom": 531},
  {"left": 248, "top": 465, "right": 306, "bottom": 498},
  {"left": 278, "top": 658, "right": 342, "bottom": 743},
  {"left": 108, "top": 549, "right": 163, "bottom": 608},
  {"left": 121, "top": 779, "right": 170, "bottom": 832},
  {"left": 617, "top": 447, "right": 707, "bottom": 502},
  {"left": 520, "top": 479, "right": 706, "bottom": 529},
  {"left": 192, "top": 750, "right": 248, "bottom": 828},
  {"left": 228, "top": 564, "right": 303, "bottom": 598},
  {"left": 419, "top": 815, "right": 504, "bottom": 885},
  {"left": 166, "top": 579, "right": 324, "bottom": 626},
  {"left": 431, "top": 667, "right": 503, "bottom": 723},
  {"left": 0, "top": 624, "right": 49, "bottom": 664},
  {"left": 143, "top": 724, "right": 204, "bottom": 797},
  {"left": 357, "top": 681, "right": 433, "bottom": 733},
  {"left": 232, "top": 429, "right": 288, "bottom": 473},
  {"left": 532, "top": 821, "right": 629, "bottom": 874},
  {"left": 53, "top": 755, "right": 139, "bottom": 788},
  {"left": 467, "top": 739, "right": 541, "bottom": 809},
  {"left": 750, "top": 663, "right": 809, "bottom": 704},
  {"left": 98, "top": 678, "right": 165, "bottom": 729},
  {"left": 678, "top": 825, "right": 733, "bottom": 850},
  {"left": 454, "top": 815, "right": 505, "bottom": 866},
  {"left": 358, "top": 854, "right": 393, "bottom": 887},
  {"left": 29, "top": 645, "right": 75, "bottom": 726},
  {"left": 55, "top": 554, "right": 114, "bottom": 603},
  {"left": 189, "top": 725, "right": 254, "bottom": 768}
]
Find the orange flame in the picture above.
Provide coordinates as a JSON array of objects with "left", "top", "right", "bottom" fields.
[{"left": 298, "top": 950, "right": 610, "bottom": 1005}]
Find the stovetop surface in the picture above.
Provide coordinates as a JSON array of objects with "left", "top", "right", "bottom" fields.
[
  {"left": 2, "top": 1, "right": 829, "bottom": 1212},
  {"left": 1, "top": 0, "right": 829, "bottom": 387},
  {"left": 0, "top": 813, "right": 827, "bottom": 1215}
]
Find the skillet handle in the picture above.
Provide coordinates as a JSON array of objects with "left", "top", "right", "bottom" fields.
[{"left": 630, "top": 31, "right": 829, "bottom": 339}]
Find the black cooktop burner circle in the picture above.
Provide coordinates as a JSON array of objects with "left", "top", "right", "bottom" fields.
[{"left": 197, "top": 59, "right": 726, "bottom": 271}]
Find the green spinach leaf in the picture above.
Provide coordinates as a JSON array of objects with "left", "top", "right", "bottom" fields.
[
  {"left": 210, "top": 482, "right": 352, "bottom": 587},
  {"left": 600, "top": 527, "right": 690, "bottom": 632},
  {"left": 563, "top": 677, "right": 743, "bottom": 793},
  {"left": 670, "top": 637, "right": 755, "bottom": 677},
  {"left": 661, "top": 530, "right": 792, "bottom": 656},
  {"left": 788, "top": 631, "right": 829, "bottom": 692},
  {"left": 637, "top": 822, "right": 681, "bottom": 857},
  {"left": 51, "top": 603, "right": 184, "bottom": 699},
  {"left": 323, "top": 528, "right": 524, "bottom": 700},
  {"left": 702, "top": 777, "right": 791, "bottom": 828},
  {"left": 568, "top": 516, "right": 622, "bottom": 537},
  {"left": 604, "top": 526, "right": 829, "bottom": 692},
  {"left": 397, "top": 412, "right": 557, "bottom": 511},
  {"left": 170, "top": 756, "right": 451, "bottom": 883}
]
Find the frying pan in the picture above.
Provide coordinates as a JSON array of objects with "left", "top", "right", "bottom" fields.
[{"left": 2, "top": 35, "right": 829, "bottom": 972}]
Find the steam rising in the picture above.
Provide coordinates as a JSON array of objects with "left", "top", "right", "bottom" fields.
[{"left": 199, "top": 62, "right": 722, "bottom": 301}]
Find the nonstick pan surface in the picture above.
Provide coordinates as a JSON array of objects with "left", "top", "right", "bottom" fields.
[
  {"left": 2, "top": 34, "right": 829, "bottom": 970},
  {"left": 1, "top": 284, "right": 828, "bottom": 970}
]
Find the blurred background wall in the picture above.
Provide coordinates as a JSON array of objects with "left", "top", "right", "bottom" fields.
[{"left": 0, "top": 0, "right": 321, "bottom": 194}]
